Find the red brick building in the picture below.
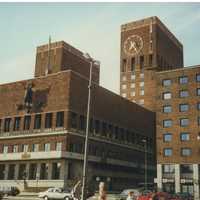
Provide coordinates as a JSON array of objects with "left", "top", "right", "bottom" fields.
[
  {"left": 120, "top": 16, "right": 200, "bottom": 199},
  {"left": 0, "top": 41, "right": 156, "bottom": 191}
]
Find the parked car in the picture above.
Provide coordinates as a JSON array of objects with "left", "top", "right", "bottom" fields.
[
  {"left": 118, "top": 189, "right": 141, "bottom": 200},
  {"left": 176, "top": 192, "right": 193, "bottom": 200},
  {"left": 38, "top": 187, "right": 73, "bottom": 200},
  {"left": 169, "top": 193, "right": 183, "bottom": 200},
  {"left": 0, "top": 186, "right": 20, "bottom": 196},
  {"left": 138, "top": 192, "right": 170, "bottom": 200}
]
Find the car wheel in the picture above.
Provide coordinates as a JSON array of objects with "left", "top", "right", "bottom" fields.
[
  {"left": 44, "top": 196, "right": 49, "bottom": 200},
  {"left": 64, "top": 197, "right": 69, "bottom": 200}
]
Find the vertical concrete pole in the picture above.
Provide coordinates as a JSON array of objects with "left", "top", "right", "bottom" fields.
[
  {"left": 175, "top": 164, "right": 180, "bottom": 193},
  {"left": 157, "top": 164, "right": 162, "bottom": 191},
  {"left": 193, "top": 164, "right": 199, "bottom": 200}
]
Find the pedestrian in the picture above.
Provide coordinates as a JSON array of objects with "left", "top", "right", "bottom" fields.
[
  {"left": 126, "top": 191, "right": 135, "bottom": 200},
  {"left": 98, "top": 182, "right": 107, "bottom": 200}
]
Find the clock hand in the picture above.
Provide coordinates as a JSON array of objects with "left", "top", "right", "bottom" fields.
[{"left": 129, "top": 41, "right": 137, "bottom": 52}]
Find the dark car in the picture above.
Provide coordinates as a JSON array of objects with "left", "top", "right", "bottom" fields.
[
  {"left": 176, "top": 192, "right": 193, "bottom": 200},
  {"left": 0, "top": 186, "right": 20, "bottom": 196}
]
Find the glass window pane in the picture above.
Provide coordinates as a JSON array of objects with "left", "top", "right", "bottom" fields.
[
  {"left": 163, "top": 105, "right": 172, "bottom": 113},
  {"left": 163, "top": 79, "right": 171, "bottom": 86},
  {"left": 179, "top": 76, "right": 188, "bottom": 84}
]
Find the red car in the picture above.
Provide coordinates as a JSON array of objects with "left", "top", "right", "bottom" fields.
[{"left": 138, "top": 192, "right": 170, "bottom": 200}]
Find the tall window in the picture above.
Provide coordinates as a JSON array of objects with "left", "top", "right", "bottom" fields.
[
  {"left": 122, "top": 59, "right": 127, "bottom": 72},
  {"left": 162, "top": 164, "right": 175, "bottom": 173},
  {"left": 56, "top": 112, "right": 64, "bottom": 127},
  {"left": 196, "top": 74, "right": 200, "bottom": 82},
  {"left": 56, "top": 142, "right": 62, "bottom": 151},
  {"left": 18, "top": 164, "right": 26, "bottom": 180},
  {"left": 44, "top": 143, "right": 50, "bottom": 152},
  {"left": 149, "top": 54, "right": 153, "bottom": 66},
  {"left": 8, "top": 164, "right": 15, "bottom": 180},
  {"left": 163, "top": 119, "right": 172, "bottom": 128},
  {"left": 131, "top": 57, "right": 135, "bottom": 72},
  {"left": 32, "top": 144, "right": 39, "bottom": 152},
  {"left": 140, "top": 56, "right": 144, "bottom": 71},
  {"left": 197, "top": 102, "right": 200, "bottom": 110},
  {"left": 40, "top": 163, "right": 48, "bottom": 180},
  {"left": 29, "top": 164, "right": 37, "bottom": 180},
  {"left": 197, "top": 88, "right": 200, "bottom": 96},
  {"left": 79, "top": 115, "right": 85, "bottom": 130},
  {"left": 4, "top": 118, "right": 11, "bottom": 132},
  {"left": 179, "top": 76, "right": 188, "bottom": 84},
  {"left": 24, "top": 115, "right": 31, "bottom": 130},
  {"left": 3, "top": 145, "right": 8, "bottom": 153},
  {"left": 95, "top": 120, "right": 100, "bottom": 134},
  {"left": 45, "top": 113, "right": 52, "bottom": 129},
  {"left": 22, "top": 144, "right": 29, "bottom": 152},
  {"left": 70, "top": 112, "right": 77, "bottom": 129},
  {"left": 34, "top": 114, "right": 41, "bottom": 129},
  {"left": 52, "top": 162, "right": 61, "bottom": 180},
  {"left": 13, "top": 117, "right": 21, "bottom": 131},
  {"left": 179, "top": 104, "right": 189, "bottom": 112}
]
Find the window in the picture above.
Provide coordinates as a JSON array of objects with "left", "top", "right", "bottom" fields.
[
  {"left": 163, "top": 105, "right": 172, "bottom": 113},
  {"left": 29, "top": 164, "right": 37, "bottom": 180},
  {"left": 44, "top": 143, "right": 50, "bottom": 152},
  {"left": 0, "top": 119, "right": 2, "bottom": 131},
  {"left": 179, "top": 76, "right": 188, "bottom": 84},
  {"left": 131, "top": 91, "right": 135, "bottom": 96},
  {"left": 140, "top": 56, "right": 144, "bottom": 70},
  {"left": 163, "top": 92, "right": 172, "bottom": 100},
  {"left": 163, "top": 119, "right": 172, "bottom": 128},
  {"left": 131, "top": 74, "right": 135, "bottom": 80},
  {"left": 18, "top": 164, "right": 26, "bottom": 180},
  {"left": 140, "top": 90, "right": 144, "bottom": 96},
  {"left": 70, "top": 112, "right": 77, "bottom": 129},
  {"left": 56, "top": 142, "right": 62, "bottom": 151},
  {"left": 131, "top": 83, "right": 135, "bottom": 88},
  {"left": 52, "top": 162, "right": 61, "bottom": 180},
  {"left": 131, "top": 57, "right": 135, "bottom": 71},
  {"left": 140, "top": 82, "right": 144, "bottom": 87},
  {"left": 180, "top": 90, "right": 189, "bottom": 98},
  {"left": 196, "top": 74, "right": 200, "bottom": 82},
  {"left": 0, "top": 165, "right": 5, "bottom": 179},
  {"left": 34, "top": 114, "right": 41, "bottom": 129},
  {"left": 163, "top": 133, "right": 172, "bottom": 142},
  {"left": 122, "top": 59, "right": 127, "bottom": 72},
  {"left": 180, "top": 118, "right": 189, "bottom": 127},
  {"left": 197, "top": 102, "right": 200, "bottom": 110},
  {"left": 4, "top": 118, "right": 11, "bottom": 132},
  {"left": 122, "top": 84, "right": 127, "bottom": 89},
  {"left": 163, "top": 79, "right": 171, "bottom": 86},
  {"left": 32, "top": 144, "right": 39, "bottom": 152},
  {"left": 79, "top": 115, "right": 85, "bottom": 130},
  {"left": 180, "top": 133, "right": 190, "bottom": 141},
  {"left": 22, "top": 144, "right": 29, "bottom": 152},
  {"left": 197, "top": 88, "right": 200, "bottom": 96},
  {"left": 180, "top": 164, "right": 193, "bottom": 173},
  {"left": 122, "top": 93, "right": 126, "bottom": 98},
  {"left": 45, "top": 113, "right": 52, "bottom": 129},
  {"left": 8, "top": 164, "right": 15, "bottom": 180},
  {"left": 13, "top": 145, "right": 18, "bottom": 153},
  {"left": 24, "top": 115, "right": 31, "bottom": 130},
  {"left": 164, "top": 148, "right": 172, "bottom": 156},
  {"left": 122, "top": 76, "right": 126, "bottom": 81},
  {"left": 40, "top": 163, "right": 48, "bottom": 180},
  {"left": 56, "top": 112, "right": 64, "bottom": 127},
  {"left": 198, "top": 117, "right": 200, "bottom": 126},
  {"left": 95, "top": 120, "right": 100, "bottom": 134},
  {"left": 163, "top": 164, "right": 175, "bottom": 173},
  {"left": 3, "top": 145, "right": 8, "bottom": 153},
  {"left": 181, "top": 148, "right": 191, "bottom": 156},
  {"left": 149, "top": 54, "right": 153, "bottom": 66},
  {"left": 179, "top": 104, "right": 189, "bottom": 112},
  {"left": 13, "top": 117, "right": 21, "bottom": 131},
  {"left": 138, "top": 99, "right": 144, "bottom": 105}
]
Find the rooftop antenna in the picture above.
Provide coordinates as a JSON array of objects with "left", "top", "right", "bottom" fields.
[{"left": 46, "top": 35, "right": 51, "bottom": 75}]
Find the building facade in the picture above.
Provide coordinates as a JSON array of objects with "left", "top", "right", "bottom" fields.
[
  {"left": 120, "top": 16, "right": 183, "bottom": 111},
  {"left": 120, "top": 16, "right": 200, "bottom": 199},
  {"left": 0, "top": 41, "right": 156, "bottom": 191},
  {"left": 156, "top": 66, "right": 200, "bottom": 199}
]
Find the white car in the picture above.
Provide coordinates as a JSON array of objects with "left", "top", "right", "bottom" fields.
[{"left": 38, "top": 187, "right": 73, "bottom": 200}]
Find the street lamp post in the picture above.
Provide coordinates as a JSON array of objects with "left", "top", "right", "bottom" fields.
[
  {"left": 81, "top": 53, "right": 99, "bottom": 200},
  {"left": 142, "top": 139, "right": 147, "bottom": 190}
]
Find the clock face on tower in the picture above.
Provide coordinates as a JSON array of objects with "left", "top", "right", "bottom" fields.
[{"left": 123, "top": 35, "right": 143, "bottom": 56}]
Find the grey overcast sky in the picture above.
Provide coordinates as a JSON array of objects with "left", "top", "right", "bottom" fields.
[{"left": 0, "top": 2, "right": 200, "bottom": 94}]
